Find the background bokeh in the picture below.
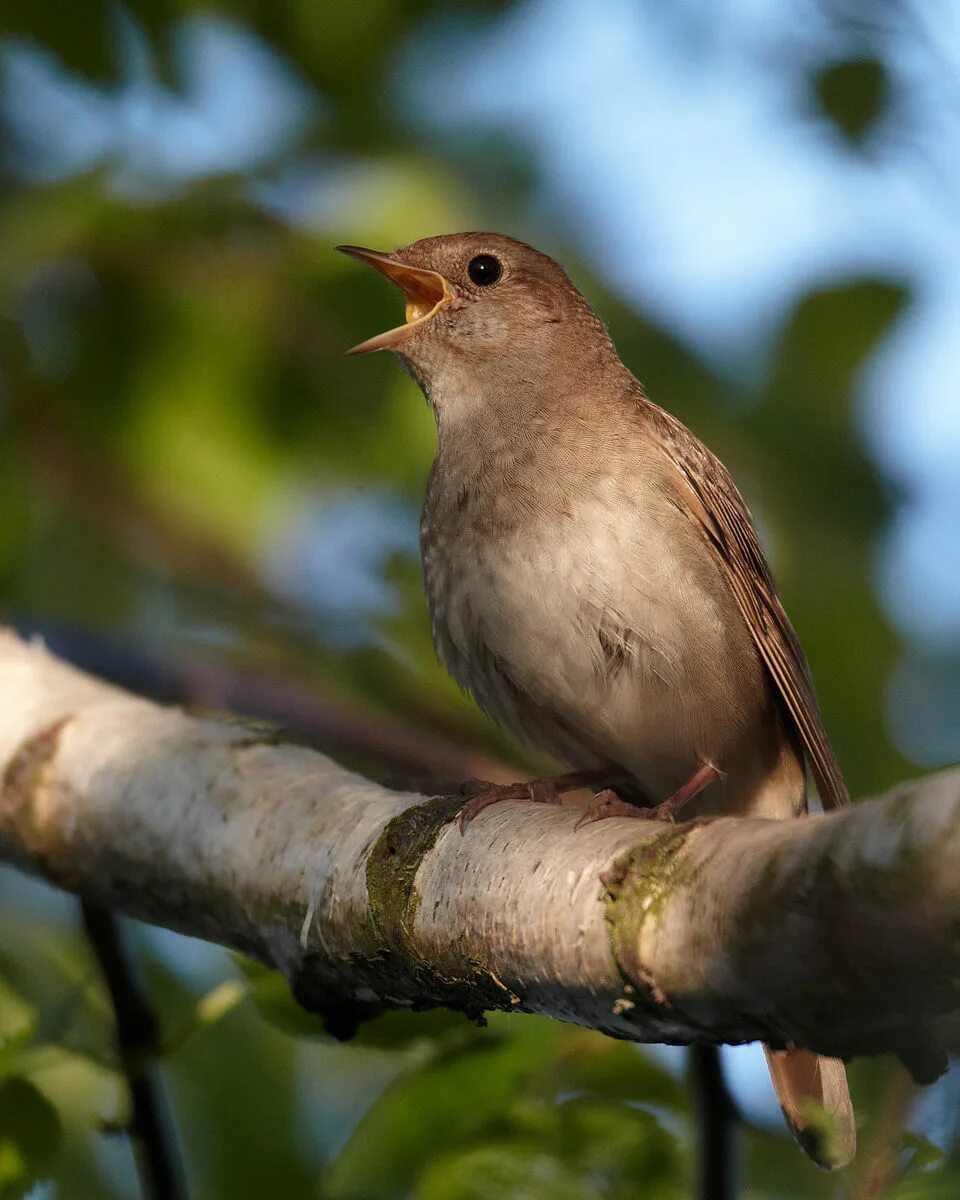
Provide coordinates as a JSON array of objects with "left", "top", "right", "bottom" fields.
[{"left": 1, "top": 1, "right": 958, "bottom": 1196}]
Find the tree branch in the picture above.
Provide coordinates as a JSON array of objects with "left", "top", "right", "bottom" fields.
[{"left": 0, "top": 629, "right": 956, "bottom": 1070}]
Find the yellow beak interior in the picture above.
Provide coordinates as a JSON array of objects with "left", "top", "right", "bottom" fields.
[{"left": 336, "top": 245, "right": 453, "bottom": 353}]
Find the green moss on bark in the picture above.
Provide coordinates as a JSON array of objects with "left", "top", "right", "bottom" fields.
[
  {"left": 363, "top": 794, "right": 512, "bottom": 1022},
  {"left": 602, "top": 824, "right": 702, "bottom": 1016},
  {"left": 366, "top": 794, "right": 463, "bottom": 954}
]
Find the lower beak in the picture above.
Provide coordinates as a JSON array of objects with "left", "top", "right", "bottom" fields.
[{"left": 336, "top": 245, "right": 455, "bottom": 355}]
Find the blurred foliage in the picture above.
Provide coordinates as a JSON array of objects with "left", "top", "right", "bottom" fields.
[
  {"left": 0, "top": 1076, "right": 62, "bottom": 1198},
  {"left": 0, "top": 1, "right": 956, "bottom": 1197},
  {"left": 812, "top": 57, "right": 889, "bottom": 144}
]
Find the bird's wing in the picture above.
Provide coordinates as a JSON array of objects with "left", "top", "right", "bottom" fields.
[{"left": 647, "top": 402, "right": 849, "bottom": 810}]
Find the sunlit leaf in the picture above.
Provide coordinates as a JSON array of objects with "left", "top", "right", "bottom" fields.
[
  {"left": 231, "top": 956, "right": 330, "bottom": 1040},
  {"left": 901, "top": 1129, "right": 946, "bottom": 1173},
  {"left": 163, "top": 979, "right": 249, "bottom": 1056}
]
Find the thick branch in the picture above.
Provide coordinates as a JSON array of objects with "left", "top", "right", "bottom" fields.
[{"left": 0, "top": 629, "right": 956, "bottom": 1067}]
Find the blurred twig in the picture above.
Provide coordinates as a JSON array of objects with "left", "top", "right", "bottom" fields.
[
  {"left": 81, "top": 902, "right": 186, "bottom": 1200},
  {"left": 15, "top": 400, "right": 274, "bottom": 611},
  {"left": 25, "top": 618, "right": 514, "bottom": 788},
  {"left": 689, "top": 1045, "right": 737, "bottom": 1200}
]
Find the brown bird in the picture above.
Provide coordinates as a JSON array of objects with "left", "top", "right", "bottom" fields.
[{"left": 338, "top": 233, "right": 855, "bottom": 1169}]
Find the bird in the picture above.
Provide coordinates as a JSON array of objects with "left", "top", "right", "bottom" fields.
[{"left": 337, "top": 232, "right": 855, "bottom": 1169}]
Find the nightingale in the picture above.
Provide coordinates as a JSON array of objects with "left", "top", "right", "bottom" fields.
[{"left": 338, "top": 232, "right": 855, "bottom": 1170}]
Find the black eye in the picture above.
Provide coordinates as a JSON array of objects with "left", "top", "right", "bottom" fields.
[{"left": 467, "top": 254, "right": 502, "bottom": 286}]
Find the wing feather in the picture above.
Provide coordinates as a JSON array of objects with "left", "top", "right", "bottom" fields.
[{"left": 646, "top": 402, "right": 849, "bottom": 810}]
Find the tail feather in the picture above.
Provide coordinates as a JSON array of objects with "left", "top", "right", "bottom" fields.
[{"left": 763, "top": 1045, "right": 855, "bottom": 1170}]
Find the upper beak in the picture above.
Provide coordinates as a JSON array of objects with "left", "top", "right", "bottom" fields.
[{"left": 336, "top": 245, "right": 455, "bottom": 355}]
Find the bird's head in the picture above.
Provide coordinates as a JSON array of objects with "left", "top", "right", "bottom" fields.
[{"left": 336, "top": 233, "right": 615, "bottom": 404}]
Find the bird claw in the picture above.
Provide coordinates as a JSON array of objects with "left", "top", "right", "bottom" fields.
[
  {"left": 574, "top": 763, "right": 723, "bottom": 830},
  {"left": 456, "top": 769, "right": 647, "bottom": 834},
  {"left": 574, "top": 789, "right": 677, "bottom": 830},
  {"left": 457, "top": 777, "right": 563, "bottom": 833}
]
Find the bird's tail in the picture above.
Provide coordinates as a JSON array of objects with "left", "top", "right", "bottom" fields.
[{"left": 763, "top": 1045, "right": 856, "bottom": 1170}]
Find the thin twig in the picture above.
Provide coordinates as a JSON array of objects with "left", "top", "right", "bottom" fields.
[
  {"left": 80, "top": 901, "right": 186, "bottom": 1200},
  {"left": 690, "top": 1045, "right": 737, "bottom": 1200}
]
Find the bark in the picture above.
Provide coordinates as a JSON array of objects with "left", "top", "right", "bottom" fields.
[{"left": 0, "top": 629, "right": 956, "bottom": 1069}]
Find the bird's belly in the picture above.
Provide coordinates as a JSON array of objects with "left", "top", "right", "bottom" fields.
[{"left": 423, "top": 501, "right": 769, "bottom": 799}]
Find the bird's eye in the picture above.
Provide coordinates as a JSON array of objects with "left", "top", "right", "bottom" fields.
[{"left": 467, "top": 254, "right": 502, "bottom": 286}]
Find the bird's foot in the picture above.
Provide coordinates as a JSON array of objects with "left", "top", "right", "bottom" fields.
[
  {"left": 457, "top": 778, "right": 561, "bottom": 833},
  {"left": 574, "top": 789, "right": 659, "bottom": 829},
  {"left": 457, "top": 768, "right": 616, "bottom": 833},
  {"left": 574, "top": 762, "right": 723, "bottom": 830}
]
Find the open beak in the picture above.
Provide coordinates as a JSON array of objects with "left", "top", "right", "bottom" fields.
[{"left": 336, "top": 245, "right": 455, "bottom": 355}]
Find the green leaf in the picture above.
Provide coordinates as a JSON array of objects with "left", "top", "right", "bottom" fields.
[
  {"left": 0, "top": 977, "right": 36, "bottom": 1081},
  {"left": 231, "top": 957, "right": 330, "bottom": 1041},
  {"left": 812, "top": 58, "right": 889, "bottom": 144},
  {"left": 1, "top": 1, "right": 117, "bottom": 81},
  {"left": 554, "top": 1029, "right": 685, "bottom": 1109},
  {"left": 884, "top": 1172, "right": 960, "bottom": 1200},
  {"left": 415, "top": 1145, "right": 600, "bottom": 1200},
  {"left": 163, "top": 979, "right": 248, "bottom": 1056},
  {"left": 353, "top": 1006, "right": 484, "bottom": 1051},
  {"left": 415, "top": 1096, "right": 680, "bottom": 1200},
  {"left": 901, "top": 1129, "right": 946, "bottom": 1173},
  {"left": 235, "top": 956, "right": 488, "bottom": 1049},
  {"left": 326, "top": 1016, "right": 558, "bottom": 1199},
  {"left": 0, "top": 1077, "right": 62, "bottom": 1199},
  {"left": 554, "top": 1098, "right": 680, "bottom": 1196},
  {"left": 195, "top": 980, "right": 248, "bottom": 1028}
]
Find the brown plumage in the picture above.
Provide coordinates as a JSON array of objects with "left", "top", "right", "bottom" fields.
[{"left": 338, "top": 232, "right": 855, "bottom": 1168}]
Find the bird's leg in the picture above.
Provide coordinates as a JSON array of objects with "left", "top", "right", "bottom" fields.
[
  {"left": 659, "top": 760, "right": 724, "bottom": 815},
  {"left": 458, "top": 768, "right": 622, "bottom": 833},
  {"left": 574, "top": 762, "right": 723, "bottom": 829}
]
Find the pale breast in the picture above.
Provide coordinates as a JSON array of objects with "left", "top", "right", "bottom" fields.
[{"left": 421, "top": 454, "right": 771, "bottom": 800}]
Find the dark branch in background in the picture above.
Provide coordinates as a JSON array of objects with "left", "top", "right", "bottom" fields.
[
  {"left": 12, "top": 407, "right": 516, "bottom": 787},
  {"left": 12, "top": 409, "right": 271, "bottom": 612},
  {"left": 80, "top": 902, "right": 186, "bottom": 1200},
  {"left": 690, "top": 1045, "right": 737, "bottom": 1200},
  {"left": 20, "top": 618, "right": 513, "bottom": 789}
]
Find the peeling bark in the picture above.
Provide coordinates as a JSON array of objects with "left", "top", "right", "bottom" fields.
[{"left": 0, "top": 629, "right": 957, "bottom": 1068}]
